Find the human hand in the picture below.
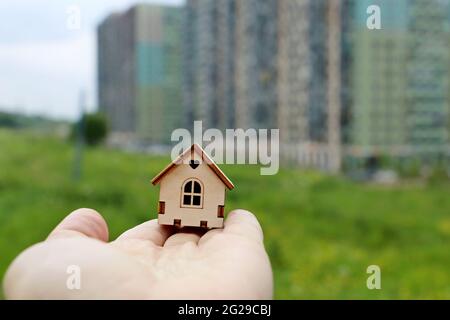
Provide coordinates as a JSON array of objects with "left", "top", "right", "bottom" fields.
[{"left": 3, "top": 208, "right": 273, "bottom": 299}]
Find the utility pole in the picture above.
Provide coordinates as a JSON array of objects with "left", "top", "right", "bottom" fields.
[{"left": 72, "top": 90, "right": 86, "bottom": 181}]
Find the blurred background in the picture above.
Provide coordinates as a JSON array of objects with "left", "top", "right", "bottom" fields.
[{"left": 1, "top": 0, "right": 450, "bottom": 299}]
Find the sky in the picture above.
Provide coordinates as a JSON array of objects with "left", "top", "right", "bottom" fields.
[{"left": 0, "top": 0, "right": 184, "bottom": 120}]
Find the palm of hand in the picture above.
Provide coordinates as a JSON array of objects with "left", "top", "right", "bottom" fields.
[{"left": 4, "top": 209, "right": 273, "bottom": 299}]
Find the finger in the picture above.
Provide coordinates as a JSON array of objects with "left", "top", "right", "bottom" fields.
[
  {"left": 47, "top": 208, "right": 109, "bottom": 242},
  {"left": 116, "top": 219, "right": 174, "bottom": 246},
  {"left": 164, "top": 230, "right": 202, "bottom": 247},
  {"left": 222, "top": 209, "right": 264, "bottom": 243}
]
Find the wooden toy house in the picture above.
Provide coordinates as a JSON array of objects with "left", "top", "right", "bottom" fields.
[{"left": 151, "top": 144, "right": 234, "bottom": 228}]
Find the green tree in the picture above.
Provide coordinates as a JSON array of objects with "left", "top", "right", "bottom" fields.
[{"left": 72, "top": 112, "right": 108, "bottom": 146}]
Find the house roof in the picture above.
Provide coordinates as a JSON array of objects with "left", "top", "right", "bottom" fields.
[{"left": 151, "top": 144, "right": 235, "bottom": 190}]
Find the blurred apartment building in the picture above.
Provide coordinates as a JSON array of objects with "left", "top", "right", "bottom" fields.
[
  {"left": 183, "top": 0, "right": 348, "bottom": 171},
  {"left": 97, "top": 4, "right": 182, "bottom": 144},
  {"left": 183, "top": 0, "right": 278, "bottom": 131},
  {"left": 277, "top": 0, "right": 351, "bottom": 172},
  {"left": 347, "top": 0, "right": 450, "bottom": 169},
  {"left": 97, "top": 0, "right": 450, "bottom": 170},
  {"left": 183, "top": 0, "right": 450, "bottom": 171}
]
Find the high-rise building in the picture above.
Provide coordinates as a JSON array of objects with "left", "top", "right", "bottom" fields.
[
  {"left": 97, "top": 10, "right": 135, "bottom": 135},
  {"left": 234, "top": 0, "right": 279, "bottom": 130},
  {"left": 216, "top": 0, "right": 237, "bottom": 130},
  {"left": 277, "top": 0, "right": 338, "bottom": 170},
  {"left": 406, "top": 1, "right": 450, "bottom": 156},
  {"left": 183, "top": 0, "right": 450, "bottom": 171},
  {"left": 98, "top": 4, "right": 182, "bottom": 144},
  {"left": 348, "top": 0, "right": 450, "bottom": 163},
  {"left": 183, "top": 0, "right": 238, "bottom": 131},
  {"left": 184, "top": 0, "right": 345, "bottom": 170},
  {"left": 183, "top": 0, "right": 347, "bottom": 170},
  {"left": 277, "top": 0, "right": 355, "bottom": 171},
  {"left": 350, "top": 0, "right": 408, "bottom": 154},
  {"left": 182, "top": 0, "right": 219, "bottom": 130},
  {"left": 183, "top": 0, "right": 279, "bottom": 131},
  {"left": 278, "top": 0, "right": 450, "bottom": 170}
]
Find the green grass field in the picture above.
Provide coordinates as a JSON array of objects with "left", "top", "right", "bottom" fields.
[{"left": 1, "top": 129, "right": 450, "bottom": 299}]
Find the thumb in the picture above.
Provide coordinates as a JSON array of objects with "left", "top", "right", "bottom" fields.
[{"left": 47, "top": 208, "right": 109, "bottom": 242}]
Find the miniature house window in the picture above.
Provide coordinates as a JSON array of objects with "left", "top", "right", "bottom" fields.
[{"left": 181, "top": 179, "right": 203, "bottom": 208}]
